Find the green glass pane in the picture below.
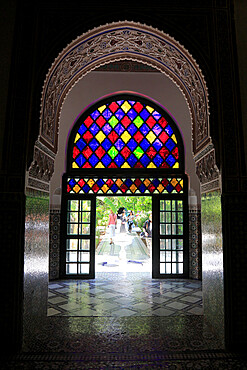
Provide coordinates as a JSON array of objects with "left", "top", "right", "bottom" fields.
[
  {"left": 79, "top": 224, "right": 90, "bottom": 235},
  {"left": 165, "top": 200, "right": 171, "bottom": 211},
  {"left": 160, "top": 200, "right": 165, "bottom": 211},
  {"left": 108, "top": 146, "right": 118, "bottom": 159},
  {"left": 133, "top": 116, "right": 144, "bottom": 127},
  {"left": 177, "top": 200, "right": 183, "bottom": 211},
  {"left": 67, "top": 212, "right": 78, "bottom": 223},
  {"left": 178, "top": 212, "right": 183, "bottom": 222},
  {"left": 67, "top": 224, "right": 78, "bottom": 235},
  {"left": 108, "top": 116, "right": 119, "bottom": 127},
  {"left": 81, "top": 200, "right": 91, "bottom": 211},
  {"left": 166, "top": 213, "right": 171, "bottom": 223},
  {"left": 160, "top": 212, "right": 165, "bottom": 222},
  {"left": 133, "top": 146, "right": 144, "bottom": 159}
]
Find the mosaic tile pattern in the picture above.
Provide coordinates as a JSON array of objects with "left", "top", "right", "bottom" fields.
[{"left": 47, "top": 272, "right": 203, "bottom": 317}]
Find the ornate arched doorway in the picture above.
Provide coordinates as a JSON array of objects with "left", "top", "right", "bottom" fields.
[{"left": 60, "top": 92, "right": 188, "bottom": 279}]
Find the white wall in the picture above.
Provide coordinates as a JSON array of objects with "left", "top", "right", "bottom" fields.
[{"left": 50, "top": 71, "right": 200, "bottom": 208}]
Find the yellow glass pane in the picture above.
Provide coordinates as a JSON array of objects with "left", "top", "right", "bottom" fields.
[
  {"left": 72, "top": 162, "right": 79, "bottom": 168},
  {"left": 98, "top": 105, "right": 106, "bottom": 113},
  {"left": 130, "top": 184, "right": 137, "bottom": 193},
  {"left": 146, "top": 131, "right": 156, "bottom": 143},
  {"left": 180, "top": 179, "right": 183, "bottom": 188},
  {"left": 171, "top": 178, "right": 178, "bottom": 186},
  {"left": 173, "top": 162, "right": 179, "bottom": 168},
  {"left": 157, "top": 184, "right": 164, "bottom": 192},
  {"left": 121, "top": 131, "right": 131, "bottom": 143},
  {"left": 121, "top": 162, "right": 130, "bottom": 168},
  {"left": 74, "top": 133, "right": 80, "bottom": 143},
  {"left": 101, "top": 184, "right": 109, "bottom": 193},
  {"left": 147, "top": 162, "right": 156, "bottom": 168},
  {"left": 115, "top": 179, "right": 123, "bottom": 187},
  {"left": 73, "top": 184, "right": 81, "bottom": 193},
  {"left": 95, "top": 131, "right": 106, "bottom": 143},
  {"left": 171, "top": 134, "right": 177, "bottom": 144},
  {"left": 121, "top": 101, "right": 131, "bottom": 113},
  {"left": 87, "top": 179, "right": 95, "bottom": 187},
  {"left": 144, "top": 178, "right": 151, "bottom": 186},
  {"left": 95, "top": 162, "right": 105, "bottom": 168},
  {"left": 146, "top": 105, "right": 154, "bottom": 113}
]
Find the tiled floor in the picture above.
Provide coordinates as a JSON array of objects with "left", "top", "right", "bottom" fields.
[{"left": 47, "top": 272, "right": 203, "bottom": 317}]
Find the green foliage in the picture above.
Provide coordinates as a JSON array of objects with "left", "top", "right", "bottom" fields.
[
  {"left": 201, "top": 191, "right": 222, "bottom": 234},
  {"left": 26, "top": 195, "right": 49, "bottom": 216}
]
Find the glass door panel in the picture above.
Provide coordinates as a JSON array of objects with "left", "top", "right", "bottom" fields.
[{"left": 64, "top": 197, "right": 95, "bottom": 278}]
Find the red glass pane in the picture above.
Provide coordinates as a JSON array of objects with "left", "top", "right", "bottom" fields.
[
  {"left": 148, "top": 184, "right": 155, "bottom": 193},
  {"left": 83, "top": 131, "right": 93, "bottom": 143},
  {"left": 106, "top": 179, "right": 114, "bottom": 186},
  {"left": 84, "top": 116, "right": 93, "bottom": 127},
  {"left": 73, "top": 146, "right": 80, "bottom": 159},
  {"left": 121, "top": 146, "right": 131, "bottom": 159},
  {"left": 134, "top": 162, "right": 143, "bottom": 168},
  {"left": 95, "top": 146, "right": 106, "bottom": 159},
  {"left": 82, "top": 146, "right": 93, "bottom": 159},
  {"left": 146, "top": 147, "right": 157, "bottom": 159},
  {"left": 133, "top": 131, "right": 144, "bottom": 143},
  {"left": 121, "top": 116, "right": 131, "bottom": 127},
  {"left": 96, "top": 116, "right": 106, "bottom": 127},
  {"left": 160, "top": 162, "right": 169, "bottom": 168},
  {"left": 78, "top": 179, "right": 85, "bottom": 187},
  {"left": 158, "top": 117, "right": 168, "bottom": 128},
  {"left": 108, "top": 162, "right": 117, "bottom": 168},
  {"left": 134, "top": 178, "right": 142, "bottom": 187},
  {"left": 162, "top": 179, "right": 169, "bottom": 187},
  {"left": 133, "top": 102, "right": 143, "bottom": 112},
  {"left": 175, "top": 184, "right": 182, "bottom": 192},
  {"left": 120, "top": 184, "right": 128, "bottom": 192},
  {"left": 82, "top": 162, "right": 92, "bottom": 168},
  {"left": 67, "top": 185, "right": 71, "bottom": 192},
  {"left": 146, "top": 116, "right": 156, "bottom": 128},
  {"left": 108, "top": 131, "right": 118, "bottom": 143},
  {"left": 109, "top": 102, "right": 119, "bottom": 113},
  {"left": 158, "top": 131, "right": 169, "bottom": 143},
  {"left": 159, "top": 147, "right": 169, "bottom": 159},
  {"left": 92, "top": 184, "right": 100, "bottom": 192},
  {"left": 172, "top": 147, "right": 179, "bottom": 159}
]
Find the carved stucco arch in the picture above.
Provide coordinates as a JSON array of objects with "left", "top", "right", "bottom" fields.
[{"left": 28, "top": 21, "right": 220, "bottom": 193}]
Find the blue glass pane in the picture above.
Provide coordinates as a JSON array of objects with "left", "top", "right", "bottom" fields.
[
  {"left": 69, "top": 179, "right": 76, "bottom": 187},
  {"left": 140, "top": 109, "right": 150, "bottom": 120},
  {"left": 127, "top": 154, "right": 138, "bottom": 166},
  {"left": 115, "top": 139, "right": 125, "bottom": 151},
  {"left": 101, "top": 138, "right": 112, "bottom": 151},
  {"left": 102, "top": 108, "right": 112, "bottom": 119},
  {"left": 139, "top": 184, "right": 146, "bottom": 193},
  {"left": 114, "top": 154, "right": 124, "bottom": 166},
  {"left": 153, "top": 124, "right": 162, "bottom": 136},
  {"left": 127, "top": 109, "right": 138, "bottom": 120},
  {"left": 97, "top": 179, "right": 104, "bottom": 187},
  {"left": 128, "top": 100, "right": 135, "bottom": 106},
  {"left": 88, "top": 154, "right": 99, "bottom": 166},
  {"left": 117, "top": 100, "right": 124, "bottom": 105},
  {"left": 101, "top": 154, "right": 112, "bottom": 167},
  {"left": 140, "top": 138, "right": 150, "bottom": 151},
  {"left": 128, "top": 123, "right": 137, "bottom": 135},
  {"left": 115, "top": 109, "right": 125, "bottom": 120},
  {"left": 115, "top": 123, "right": 125, "bottom": 135},
  {"left": 152, "top": 178, "right": 160, "bottom": 187},
  {"left": 89, "top": 123, "right": 100, "bottom": 135},
  {"left": 139, "top": 123, "right": 150, "bottom": 136},
  {"left": 78, "top": 124, "right": 87, "bottom": 135},
  {"left": 76, "top": 138, "right": 86, "bottom": 151},
  {"left": 111, "top": 184, "right": 118, "bottom": 193},
  {"left": 124, "top": 179, "right": 132, "bottom": 187},
  {"left": 127, "top": 139, "right": 138, "bottom": 151},
  {"left": 166, "top": 154, "right": 176, "bottom": 166},
  {"left": 89, "top": 139, "right": 99, "bottom": 151},
  {"left": 91, "top": 110, "right": 100, "bottom": 120},
  {"left": 140, "top": 154, "right": 150, "bottom": 167},
  {"left": 82, "top": 184, "right": 90, "bottom": 193},
  {"left": 102, "top": 123, "right": 112, "bottom": 135},
  {"left": 153, "top": 139, "right": 163, "bottom": 151},
  {"left": 152, "top": 110, "right": 161, "bottom": 120},
  {"left": 165, "top": 138, "right": 176, "bottom": 151},
  {"left": 153, "top": 154, "right": 163, "bottom": 167},
  {"left": 75, "top": 154, "right": 86, "bottom": 167},
  {"left": 166, "top": 184, "right": 174, "bottom": 193},
  {"left": 165, "top": 124, "right": 173, "bottom": 136}
]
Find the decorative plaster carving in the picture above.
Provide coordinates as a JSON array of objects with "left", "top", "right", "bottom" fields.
[
  {"left": 39, "top": 21, "right": 210, "bottom": 156},
  {"left": 195, "top": 148, "right": 220, "bottom": 191},
  {"left": 28, "top": 144, "right": 54, "bottom": 183}
]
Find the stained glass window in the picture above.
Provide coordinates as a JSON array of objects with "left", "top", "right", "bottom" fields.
[{"left": 70, "top": 98, "right": 181, "bottom": 170}]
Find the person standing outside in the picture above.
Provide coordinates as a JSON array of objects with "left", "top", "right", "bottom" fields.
[{"left": 108, "top": 209, "right": 117, "bottom": 245}]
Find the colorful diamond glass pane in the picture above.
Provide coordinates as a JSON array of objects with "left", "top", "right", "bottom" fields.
[{"left": 71, "top": 98, "right": 181, "bottom": 169}]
